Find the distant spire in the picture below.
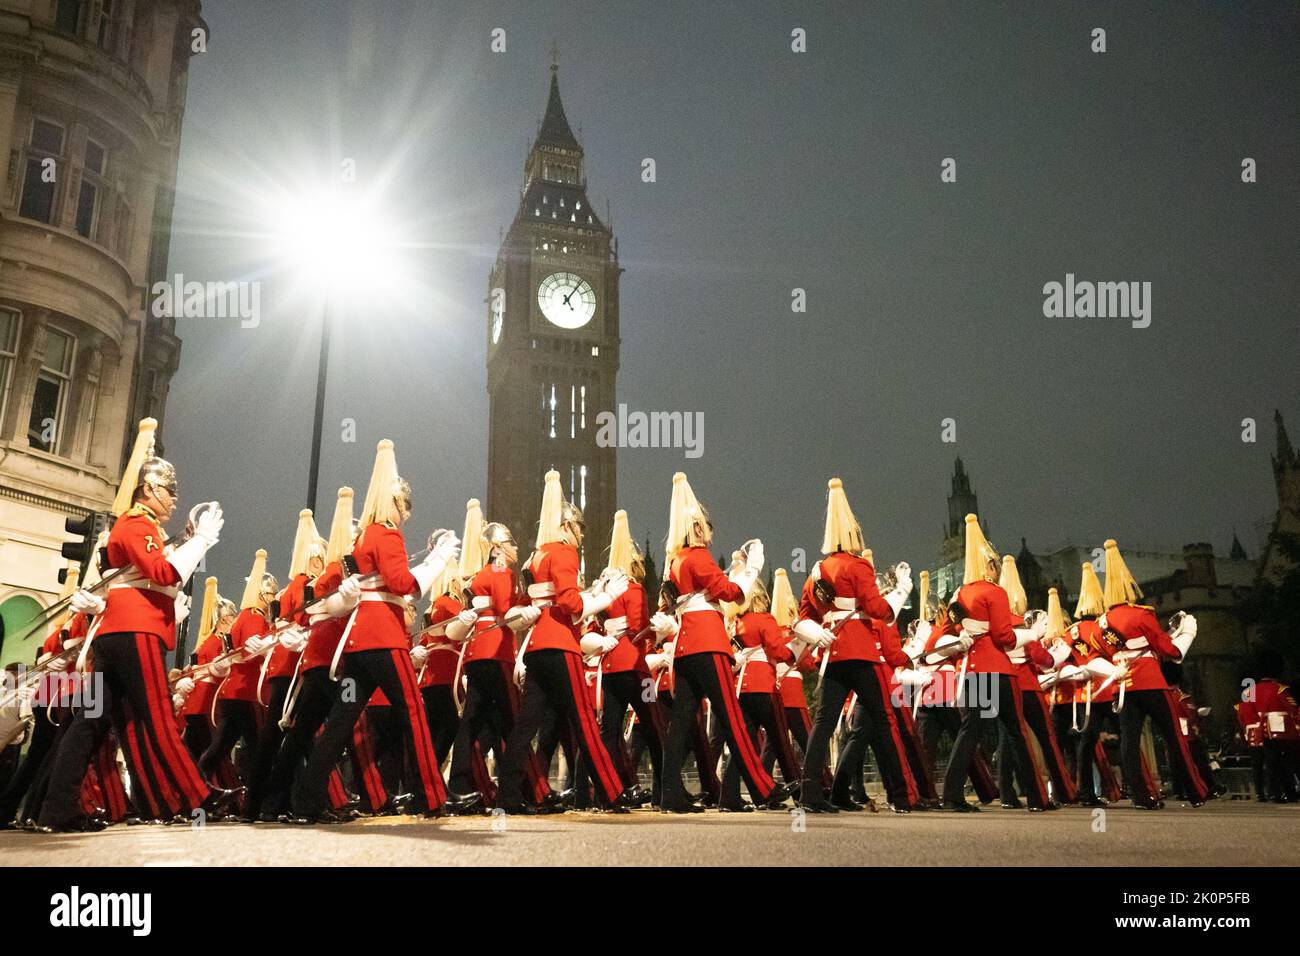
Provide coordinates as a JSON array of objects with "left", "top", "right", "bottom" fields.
[
  {"left": 535, "top": 63, "right": 580, "bottom": 151},
  {"left": 1230, "top": 532, "right": 1248, "bottom": 561}
]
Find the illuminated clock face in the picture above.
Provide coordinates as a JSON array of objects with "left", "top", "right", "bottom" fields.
[{"left": 537, "top": 272, "right": 596, "bottom": 329}]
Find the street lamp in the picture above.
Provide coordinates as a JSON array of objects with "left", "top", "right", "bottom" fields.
[{"left": 267, "top": 188, "right": 399, "bottom": 514}]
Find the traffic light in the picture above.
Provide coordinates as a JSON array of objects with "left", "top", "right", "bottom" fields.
[{"left": 61, "top": 511, "right": 111, "bottom": 582}]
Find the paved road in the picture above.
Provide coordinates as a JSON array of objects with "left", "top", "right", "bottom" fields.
[{"left": 1, "top": 801, "right": 1294, "bottom": 867}]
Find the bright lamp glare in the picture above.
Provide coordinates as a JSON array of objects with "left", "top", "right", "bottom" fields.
[{"left": 269, "top": 190, "right": 402, "bottom": 301}]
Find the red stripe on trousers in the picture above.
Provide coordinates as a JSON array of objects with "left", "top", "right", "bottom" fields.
[
  {"left": 1095, "top": 740, "right": 1122, "bottom": 802},
  {"left": 1161, "top": 691, "right": 1209, "bottom": 802},
  {"left": 563, "top": 653, "right": 623, "bottom": 802},
  {"left": 391, "top": 650, "right": 446, "bottom": 809},
  {"left": 327, "top": 769, "right": 349, "bottom": 809},
  {"left": 135, "top": 635, "right": 208, "bottom": 804},
  {"left": 1030, "top": 691, "right": 1077, "bottom": 802},
  {"left": 871, "top": 664, "right": 920, "bottom": 805},
  {"left": 894, "top": 694, "right": 938, "bottom": 800},
  {"left": 711, "top": 655, "right": 773, "bottom": 800},
  {"left": 96, "top": 737, "right": 129, "bottom": 820},
  {"left": 1009, "top": 685, "right": 1050, "bottom": 806},
  {"left": 352, "top": 712, "right": 387, "bottom": 811},
  {"left": 121, "top": 698, "right": 180, "bottom": 816},
  {"left": 119, "top": 719, "right": 162, "bottom": 818}
]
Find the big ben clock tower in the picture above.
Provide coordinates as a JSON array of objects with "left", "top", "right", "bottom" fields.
[{"left": 486, "top": 66, "right": 621, "bottom": 569}]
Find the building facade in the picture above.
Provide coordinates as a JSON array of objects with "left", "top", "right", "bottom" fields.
[
  {"left": 0, "top": 0, "right": 203, "bottom": 668},
  {"left": 485, "top": 66, "right": 620, "bottom": 571}
]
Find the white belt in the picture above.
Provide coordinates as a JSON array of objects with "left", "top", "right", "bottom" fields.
[
  {"left": 745, "top": 646, "right": 769, "bottom": 664},
  {"left": 1114, "top": 649, "right": 1153, "bottom": 664},
  {"left": 527, "top": 582, "right": 555, "bottom": 608},
  {"left": 679, "top": 592, "right": 722, "bottom": 615},
  {"left": 1008, "top": 648, "right": 1027, "bottom": 664},
  {"left": 605, "top": 615, "right": 628, "bottom": 632},
  {"left": 359, "top": 590, "right": 406, "bottom": 608},
  {"left": 960, "top": 618, "right": 990, "bottom": 635},
  {"left": 308, "top": 611, "right": 330, "bottom": 625},
  {"left": 784, "top": 670, "right": 803, "bottom": 681},
  {"left": 471, "top": 595, "right": 493, "bottom": 610},
  {"left": 108, "top": 574, "right": 180, "bottom": 600}
]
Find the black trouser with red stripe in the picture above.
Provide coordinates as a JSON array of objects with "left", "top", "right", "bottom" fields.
[
  {"left": 448, "top": 659, "right": 551, "bottom": 803},
  {"left": 750, "top": 692, "right": 802, "bottom": 785},
  {"left": 762, "top": 702, "right": 828, "bottom": 791},
  {"left": 421, "top": 684, "right": 460, "bottom": 765},
  {"left": 943, "top": 673, "right": 1045, "bottom": 807},
  {"left": 583, "top": 668, "right": 664, "bottom": 799},
  {"left": 265, "top": 666, "right": 340, "bottom": 817},
  {"left": 721, "top": 691, "right": 795, "bottom": 808},
  {"left": 244, "top": 675, "right": 292, "bottom": 818},
  {"left": 801, "top": 660, "right": 913, "bottom": 807},
  {"left": 654, "top": 690, "right": 720, "bottom": 800},
  {"left": 662, "top": 653, "right": 774, "bottom": 807},
  {"left": 292, "top": 648, "right": 446, "bottom": 817},
  {"left": 1119, "top": 688, "right": 1208, "bottom": 805},
  {"left": 999, "top": 690, "right": 1077, "bottom": 803},
  {"left": 38, "top": 633, "right": 211, "bottom": 827},
  {"left": 916, "top": 702, "right": 998, "bottom": 802},
  {"left": 497, "top": 649, "right": 623, "bottom": 807},
  {"left": 199, "top": 699, "right": 261, "bottom": 786}
]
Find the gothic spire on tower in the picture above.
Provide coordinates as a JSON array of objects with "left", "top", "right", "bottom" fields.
[{"left": 537, "top": 62, "right": 581, "bottom": 151}]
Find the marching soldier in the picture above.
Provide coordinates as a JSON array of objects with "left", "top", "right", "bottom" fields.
[
  {"left": 653, "top": 472, "right": 778, "bottom": 814},
  {"left": 290, "top": 439, "right": 464, "bottom": 821},
  {"left": 1099, "top": 539, "right": 1207, "bottom": 808},
  {"left": 586, "top": 510, "right": 663, "bottom": 804},
  {"left": 174, "top": 579, "right": 233, "bottom": 762},
  {"left": 494, "top": 470, "right": 632, "bottom": 813},
  {"left": 412, "top": 558, "right": 468, "bottom": 765},
  {"left": 938, "top": 515, "right": 1045, "bottom": 811},
  {"left": 761, "top": 569, "right": 822, "bottom": 792},
  {"left": 1235, "top": 649, "right": 1299, "bottom": 802},
  {"left": 199, "top": 549, "right": 276, "bottom": 789},
  {"left": 791, "top": 479, "right": 912, "bottom": 813},
  {"left": 445, "top": 501, "right": 553, "bottom": 809},
  {"left": 244, "top": 510, "right": 325, "bottom": 820},
  {"left": 37, "top": 418, "right": 227, "bottom": 832},
  {"left": 262, "top": 487, "right": 361, "bottom": 821}
]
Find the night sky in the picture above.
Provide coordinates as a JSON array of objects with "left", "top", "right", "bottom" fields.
[{"left": 162, "top": 0, "right": 1298, "bottom": 596}]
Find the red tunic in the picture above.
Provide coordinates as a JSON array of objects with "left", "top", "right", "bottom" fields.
[
  {"left": 669, "top": 547, "right": 743, "bottom": 659},
  {"left": 952, "top": 579, "right": 1016, "bottom": 675},
  {"left": 602, "top": 581, "right": 649, "bottom": 675},
  {"left": 266, "top": 573, "right": 310, "bottom": 680},
  {"left": 1105, "top": 603, "right": 1179, "bottom": 692},
  {"left": 302, "top": 562, "right": 346, "bottom": 672},
  {"left": 464, "top": 563, "right": 519, "bottom": 664},
  {"left": 736, "top": 611, "right": 793, "bottom": 694},
  {"left": 1066, "top": 619, "right": 1118, "bottom": 703},
  {"left": 219, "top": 607, "right": 270, "bottom": 702},
  {"left": 94, "top": 506, "right": 182, "bottom": 647},
  {"left": 796, "top": 551, "right": 893, "bottom": 664},
  {"left": 779, "top": 647, "right": 815, "bottom": 709},
  {"left": 345, "top": 522, "right": 420, "bottom": 653},
  {"left": 182, "top": 632, "right": 225, "bottom": 717},
  {"left": 420, "top": 593, "right": 463, "bottom": 688},
  {"left": 1237, "top": 680, "right": 1300, "bottom": 744},
  {"left": 526, "top": 542, "right": 585, "bottom": 655}
]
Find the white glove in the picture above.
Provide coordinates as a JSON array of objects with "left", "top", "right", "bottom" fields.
[
  {"left": 1057, "top": 664, "right": 1089, "bottom": 683},
  {"left": 512, "top": 658, "right": 527, "bottom": 688},
  {"left": 445, "top": 608, "right": 479, "bottom": 643},
  {"left": 883, "top": 583, "right": 910, "bottom": 621},
  {"left": 650, "top": 612, "right": 678, "bottom": 640},
  {"left": 1047, "top": 639, "right": 1072, "bottom": 668},
  {"left": 322, "top": 577, "right": 362, "bottom": 617},
  {"left": 243, "top": 635, "right": 272, "bottom": 657},
  {"left": 580, "top": 588, "right": 615, "bottom": 620},
  {"left": 1031, "top": 612, "right": 1049, "bottom": 640},
  {"left": 955, "top": 634, "right": 975, "bottom": 654},
  {"left": 1197, "top": 706, "right": 1211, "bottom": 717},
  {"left": 896, "top": 668, "right": 934, "bottom": 688},
  {"left": 191, "top": 503, "right": 224, "bottom": 546},
  {"left": 411, "top": 532, "right": 461, "bottom": 597},
  {"left": 172, "top": 694, "right": 186, "bottom": 712},
  {"left": 174, "top": 593, "right": 191, "bottom": 626},
  {"left": 792, "top": 618, "right": 835, "bottom": 649},
  {"left": 1171, "top": 613, "right": 1197, "bottom": 660},
  {"left": 602, "top": 569, "right": 629, "bottom": 601},
  {"left": 166, "top": 505, "right": 223, "bottom": 585},
  {"left": 278, "top": 627, "right": 307, "bottom": 653},
  {"left": 70, "top": 588, "right": 106, "bottom": 616},
  {"left": 775, "top": 662, "right": 792, "bottom": 681},
  {"left": 504, "top": 605, "right": 540, "bottom": 634},
  {"left": 174, "top": 676, "right": 196, "bottom": 696},
  {"left": 645, "top": 653, "right": 668, "bottom": 673},
  {"left": 579, "top": 633, "right": 608, "bottom": 657},
  {"left": 47, "top": 653, "right": 74, "bottom": 672},
  {"left": 1082, "top": 657, "right": 1119, "bottom": 681},
  {"left": 1013, "top": 628, "right": 1037, "bottom": 650},
  {"left": 209, "top": 657, "right": 232, "bottom": 678},
  {"left": 410, "top": 645, "right": 430, "bottom": 668},
  {"left": 742, "top": 539, "right": 765, "bottom": 574},
  {"left": 893, "top": 561, "right": 912, "bottom": 595}
]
